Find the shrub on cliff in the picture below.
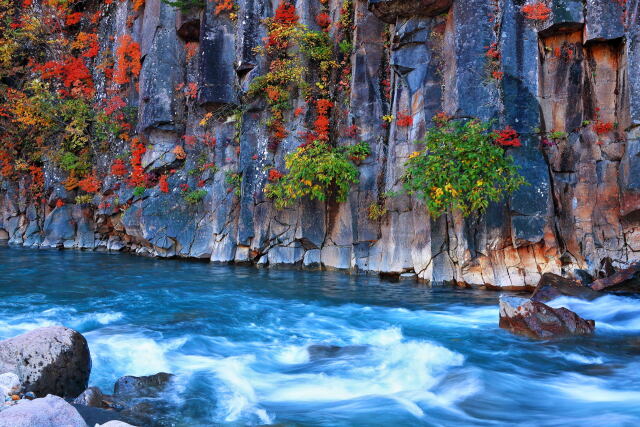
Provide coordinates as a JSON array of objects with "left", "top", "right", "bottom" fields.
[
  {"left": 265, "top": 141, "right": 370, "bottom": 209},
  {"left": 160, "top": 0, "right": 205, "bottom": 11},
  {"left": 402, "top": 116, "right": 526, "bottom": 217}
]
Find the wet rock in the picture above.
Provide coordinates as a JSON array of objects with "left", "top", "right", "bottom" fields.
[
  {"left": 307, "top": 345, "right": 368, "bottom": 361},
  {"left": 42, "top": 205, "right": 76, "bottom": 247},
  {"left": 589, "top": 263, "right": 640, "bottom": 293},
  {"left": 72, "top": 404, "right": 132, "bottom": 427},
  {"left": 96, "top": 422, "right": 138, "bottom": 427},
  {"left": 112, "top": 372, "right": 174, "bottom": 426},
  {"left": 73, "top": 386, "right": 105, "bottom": 408},
  {"left": 0, "top": 395, "right": 87, "bottom": 427},
  {"left": 531, "top": 273, "right": 600, "bottom": 302},
  {"left": 113, "top": 373, "right": 173, "bottom": 397},
  {"left": 0, "top": 373, "right": 20, "bottom": 397},
  {"left": 498, "top": 296, "right": 595, "bottom": 339},
  {"left": 0, "top": 327, "right": 91, "bottom": 398}
]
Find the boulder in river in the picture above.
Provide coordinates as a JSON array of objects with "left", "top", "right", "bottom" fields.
[
  {"left": 112, "top": 372, "right": 174, "bottom": 426},
  {"left": 589, "top": 262, "right": 640, "bottom": 293},
  {"left": 0, "top": 394, "right": 87, "bottom": 427},
  {"left": 73, "top": 386, "right": 106, "bottom": 408},
  {"left": 499, "top": 296, "right": 595, "bottom": 339},
  {"left": 0, "top": 326, "right": 91, "bottom": 398},
  {"left": 307, "top": 345, "right": 369, "bottom": 361},
  {"left": 531, "top": 273, "right": 600, "bottom": 302},
  {"left": 113, "top": 372, "right": 173, "bottom": 397}
]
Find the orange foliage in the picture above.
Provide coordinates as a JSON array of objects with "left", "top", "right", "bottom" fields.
[
  {"left": 594, "top": 121, "right": 614, "bottom": 135},
  {"left": 114, "top": 35, "right": 141, "bottom": 85},
  {"left": 315, "top": 12, "right": 331, "bottom": 29},
  {"left": 185, "top": 42, "right": 199, "bottom": 61},
  {"left": 173, "top": 145, "right": 187, "bottom": 160},
  {"left": 215, "top": 0, "right": 234, "bottom": 15},
  {"left": 110, "top": 159, "right": 128, "bottom": 176},
  {"left": 128, "top": 137, "right": 146, "bottom": 187},
  {"left": 65, "top": 12, "right": 83, "bottom": 26},
  {"left": 274, "top": 1, "right": 298, "bottom": 25},
  {"left": 522, "top": 2, "right": 551, "bottom": 20},
  {"left": 35, "top": 57, "right": 95, "bottom": 98},
  {"left": 396, "top": 112, "right": 413, "bottom": 127},
  {"left": 158, "top": 175, "right": 169, "bottom": 193},
  {"left": 78, "top": 173, "right": 101, "bottom": 193}
]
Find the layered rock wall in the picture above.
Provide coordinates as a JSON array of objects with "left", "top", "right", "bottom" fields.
[{"left": 2, "top": 0, "right": 639, "bottom": 288}]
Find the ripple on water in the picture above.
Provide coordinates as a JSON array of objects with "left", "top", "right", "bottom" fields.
[{"left": 1, "top": 247, "right": 640, "bottom": 426}]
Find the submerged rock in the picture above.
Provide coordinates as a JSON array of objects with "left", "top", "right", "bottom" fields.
[
  {"left": 531, "top": 273, "right": 600, "bottom": 302},
  {"left": 499, "top": 296, "right": 595, "bottom": 339},
  {"left": 113, "top": 372, "right": 173, "bottom": 397},
  {"left": 589, "top": 263, "right": 640, "bottom": 293},
  {"left": 0, "top": 326, "right": 91, "bottom": 398},
  {"left": 112, "top": 372, "right": 174, "bottom": 426},
  {"left": 307, "top": 345, "right": 369, "bottom": 361},
  {"left": 0, "top": 394, "right": 87, "bottom": 427}
]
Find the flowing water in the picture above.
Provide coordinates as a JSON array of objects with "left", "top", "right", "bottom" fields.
[{"left": 1, "top": 246, "right": 640, "bottom": 426}]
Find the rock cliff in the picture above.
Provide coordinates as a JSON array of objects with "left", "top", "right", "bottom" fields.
[{"left": 1, "top": 0, "right": 638, "bottom": 288}]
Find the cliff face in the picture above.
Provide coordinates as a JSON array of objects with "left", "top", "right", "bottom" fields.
[{"left": 1, "top": 0, "right": 638, "bottom": 288}]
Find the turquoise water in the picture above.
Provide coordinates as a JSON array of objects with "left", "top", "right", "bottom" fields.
[{"left": 1, "top": 246, "right": 640, "bottom": 426}]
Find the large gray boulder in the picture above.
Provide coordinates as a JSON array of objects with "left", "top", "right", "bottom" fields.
[
  {"left": 499, "top": 296, "right": 595, "bottom": 339},
  {"left": 0, "top": 394, "right": 87, "bottom": 427},
  {"left": 0, "top": 326, "right": 91, "bottom": 398}
]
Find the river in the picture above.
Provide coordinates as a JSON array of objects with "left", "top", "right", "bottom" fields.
[{"left": 1, "top": 246, "right": 639, "bottom": 426}]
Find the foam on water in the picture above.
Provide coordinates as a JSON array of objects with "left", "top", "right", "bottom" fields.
[
  {"left": 547, "top": 294, "right": 640, "bottom": 332},
  {"left": 2, "top": 247, "right": 640, "bottom": 425}
]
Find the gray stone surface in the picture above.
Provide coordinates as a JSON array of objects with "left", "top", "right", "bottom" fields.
[
  {"left": 73, "top": 386, "right": 105, "bottom": 408},
  {"left": 0, "top": 327, "right": 91, "bottom": 398},
  {"left": 0, "top": 395, "right": 87, "bottom": 427}
]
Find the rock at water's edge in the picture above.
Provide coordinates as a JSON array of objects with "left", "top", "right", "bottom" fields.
[
  {"left": 0, "top": 326, "right": 91, "bottom": 398},
  {"left": 0, "top": 394, "right": 87, "bottom": 427},
  {"left": 499, "top": 296, "right": 595, "bottom": 339},
  {"left": 589, "top": 263, "right": 640, "bottom": 293},
  {"left": 531, "top": 273, "right": 600, "bottom": 302},
  {"left": 73, "top": 386, "right": 105, "bottom": 408},
  {"left": 0, "top": 372, "right": 21, "bottom": 397}
]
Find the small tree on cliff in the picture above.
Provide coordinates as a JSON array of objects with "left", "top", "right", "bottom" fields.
[{"left": 402, "top": 115, "right": 526, "bottom": 217}]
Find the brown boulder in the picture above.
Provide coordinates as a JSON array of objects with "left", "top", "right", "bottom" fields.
[
  {"left": 499, "top": 297, "right": 595, "bottom": 339},
  {"left": 531, "top": 273, "right": 600, "bottom": 302},
  {"left": 589, "top": 262, "right": 640, "bottom": 293}
]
